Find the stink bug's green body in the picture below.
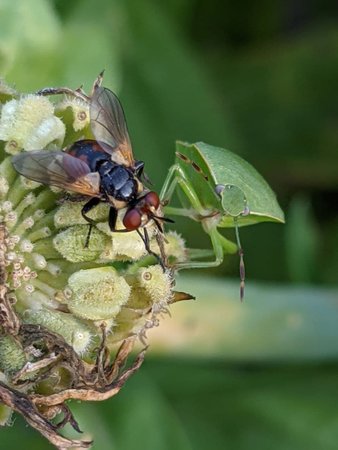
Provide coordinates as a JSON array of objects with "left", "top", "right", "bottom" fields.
[{"left": 161, "top": 141, "right": 285, "bottom": 299}]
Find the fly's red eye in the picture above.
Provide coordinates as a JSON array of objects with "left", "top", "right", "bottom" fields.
[
  {"left": 123, "top": 209, "right": 142, "bottom": 230},
  {"left": 145, "top": 191, "right": 160, "bottom": 210}
]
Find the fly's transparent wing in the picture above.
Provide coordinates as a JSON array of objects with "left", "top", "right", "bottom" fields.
[
  {"left": 90, "top": 86, "right": 134, "bottom": 167},
  {"left": 12, "top": 151, "right": 101, "bottom": 197}
]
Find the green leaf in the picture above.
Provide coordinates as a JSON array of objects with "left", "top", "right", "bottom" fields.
[{"left": 150, "top": 275, "right": 338, "bottom": 362}]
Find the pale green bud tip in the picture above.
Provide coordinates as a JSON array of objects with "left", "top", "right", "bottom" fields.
[
  {"left": 0, "top": 403, "right": 13, "bottom": 426},
  {"left": 125, "top": 265, "right": 173, "bottom": 310},
  {"left": 0, "top": 176, "right": 9, "bottom": 197},
  {"left": 20, "top": 175, "right": 41, "bottom": 190},
  {"left": 138, "top": 265, "right": 173, "bottom": 304},
  {"left": 0, "top": 336, "right": 27, "bottom": 374},
  {"left": 98, "top": 220, "right": 155, "bottom": 261},
  {"left": 161, "top": 231, "right": 187, "bottom": 262},
  {"left": 0, "top": 95, "right": 65, "bottom": 153},
  {"left": 54, "top": 201, "right": 109, "bottom": 228},
  {"left": 57, "top": 97, "right": 90, "bottom": 131},
  {"left": 66, "top": 267, "right": 131, "bottom": 321},
  {"left": 53, "top": 225, "right": 109, "bottom": 262},
  {"left": 24, "top": 308, "right": 94, "bottom": 355},
  {"left": 0, "top": 79, "right": 17, "bottom": 98}
]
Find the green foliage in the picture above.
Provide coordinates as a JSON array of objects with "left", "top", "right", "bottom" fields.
[
  {"left": 285, "top": 196, "right": 319, "bottom": 283},
  {"left": 1, "top": 0, "right": 337, "bottom": 283},
  {"left": 1, "top": 2, "right": 337, "bottom": 447},
  {"left": 3, "top": 357, "right": 338, "bottom": 450}
]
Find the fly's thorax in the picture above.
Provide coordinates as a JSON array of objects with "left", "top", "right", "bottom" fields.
[
  {"left": 136, "top": 178, "right": 144, "bottom": 195},
  {"left": 99, "top": 163, "right": 138, "bottom": 202},
  {"left": 107, "top": 196, "right": 128, "bottom": 210}
]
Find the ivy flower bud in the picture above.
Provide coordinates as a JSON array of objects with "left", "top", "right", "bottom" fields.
[
  {"left": 53, "top": 225, "right": 109, "bottom": 262},
  {"left": 97, "top": 219, "right": 156, "bottom": 261},
  {"left": 0, "top": 336, "right": 27, "bottom": 375},
  {"left": 127, "top": 265, "right": 173, "bottom": 308},
  {"left": 66, "top": 267, "right": 131, "bottom": 321},
  {"left": 0, "top": 96, "right": 65, "bottom": 153},
  {"left": 0, "top": 77, "right": 188, "bottom": 449},
  {"left": 153, "top": 230, "right": 187, "bottom": 263},
  {"left": 54, "top": 201, "right": 109, "bottom": 228},
  {"left": 24, "top": 308, "right": 94, "bottom": 355},
  {"left": 0, "top": 404, "right": 13, "bottom": 427},
  {"left": 56, "top": 97, "right": 90, "bottom": 131}
]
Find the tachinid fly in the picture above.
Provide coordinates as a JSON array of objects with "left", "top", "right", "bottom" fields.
[{"left": 12, "top": 73, "right": 172, "bottom": 263}]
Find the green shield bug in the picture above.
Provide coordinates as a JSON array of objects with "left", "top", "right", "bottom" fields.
[{"left": 160, "top": 141, "right": 285, "bottom": 300}]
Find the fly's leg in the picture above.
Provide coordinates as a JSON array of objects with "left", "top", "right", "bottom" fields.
[
  {"left": 160, "top": 164, "right": 205, "bottom": 215},
  {"left": 162, "top": 163, "right": 246, "bottom": 298},
  {"left": 136, "top": 228, "right": 165, "bottom": 271},
  {"left": 108, "top": 207, "right": 118, "bottom": 231},
  {"left": 91, "top": 70, "right": 104, "bottom": 94},
  {"left": 36, "top": 86, "right": 89, "bottom": 102},
  {"left": 81, "top": 197, "right": 101, "bottom": 247},
  {"left": 176, "top": 226, "right": 237, "bottom": 270},
  {"left": 36, "top": 71, "right": 104, "bottom": 102},
  {"left": 107, "top": 208, "right": 166, "bottom": 268}
]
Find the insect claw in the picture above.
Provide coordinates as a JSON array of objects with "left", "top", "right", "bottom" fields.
[
  {"left": 84, "top": 224, "right": 93, "bottom": 248},
  {"left": 92, "top": 71, "right": 105, "bottom": 94},
  {"left": 238, "top": 248, "right": 245, "bottom": 301},
  {"left": 240, "top": 281, "right": 245, "bottom": 302}
]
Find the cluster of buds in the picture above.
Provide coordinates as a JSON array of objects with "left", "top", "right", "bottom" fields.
[{"left": 0, "top": 79, "right": 189, "bottom": 449}]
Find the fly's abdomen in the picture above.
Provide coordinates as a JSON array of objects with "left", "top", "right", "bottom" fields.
[{"left": 66, "top": 140, "right": 110, "bottom": 171}]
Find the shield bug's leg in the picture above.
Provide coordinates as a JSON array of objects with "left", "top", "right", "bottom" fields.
[
  {"left": 160, "top": 164, "right": 205, "bottom": 213},
  {"left": 161, "top": 164, "right": 227, "bottom": 268},
  {"left": 234, "top": 218, "right": 245, "bottom": 301},
  {"left": 176, "top": 226, "right": 227, "bottom": 269},
  {"left": 81, "top": 197, "right": 101, "bottom": 247},
  {"left": 161, "top": 163, "right": 242, "bottom": 278},
  {"left": 215, "top": 184, "right": 249, "bottom": 300}
]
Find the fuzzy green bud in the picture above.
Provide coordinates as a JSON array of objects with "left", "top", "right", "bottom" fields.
[
  {"left": 56, "top": 97, "right": 90, "bottom": 131},
  {"left": 0, "top": 96, "right": 65, "bottom": 153},
  {"left": 53, "top": 225, "right": 109, "bottom": 262},
  {"left": 0, "top": 176, "right": 9, "bottom": 197},
  {"left": 0, "top": 80, "right": 17, "bottom": 100},
  {"left": 54, "top": 201, "right": 110, "bottom": 229},
  {"left": 66, "top": 267, "right": 131, "bottom": 321},
  {"left": 0, "top": 336, "right": 27, "bottom": 374},
  {"left": 0, "top": 403, "right": 13, "bottom": 426},
  {"left": 97, "top": 220, "right": 156, "bottom": 261},
  {"left": 156, "top": 231, "right": 187, "bottom": 263},
  {"left": 110, "top": 266, "right": 173, "bottom": 343},
  {"left": 24, "top": 308, "right": 94, "bottom": 355},
  {"left": 126, "top": 265, "right": 173, "bottom": 309}
]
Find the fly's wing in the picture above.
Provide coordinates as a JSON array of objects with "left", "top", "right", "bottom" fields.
[
  {"left": 90, "top": 86, "right": 135, "bottom": 167},
  {"left": 12, "top": 151, "right": 101, "bottom": 197}
]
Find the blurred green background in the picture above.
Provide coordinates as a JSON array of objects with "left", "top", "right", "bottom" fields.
[{"left": 1, "top": 0, "right": 338, "bottom": 448}]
